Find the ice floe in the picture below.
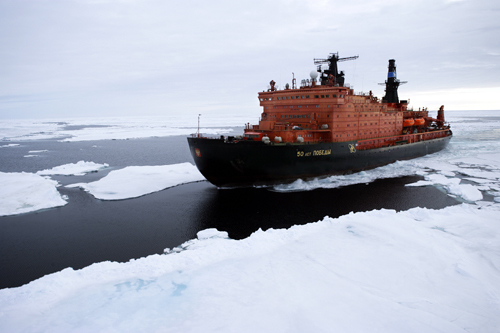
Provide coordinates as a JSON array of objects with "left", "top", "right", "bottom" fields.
[
  {"left": 0, "top": 172, "right": 67, "bottom": 216},
  {"left": 0, "top": 162, "right": 204, "bottom": 215},
  {"left": 36, "top": 160, "right": 109, "bottom": 176},
  {"left": 406, "top": 174, "right": 484, "bottom": 202},
  {"left": 66, "top": 162, "right": 205, "bottom": 200},
  {"left": 0, "top": 204, "right": 499, "bottom": 332}
]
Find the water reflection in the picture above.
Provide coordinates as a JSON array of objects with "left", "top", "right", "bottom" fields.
[{"left": 195, "top": 176, "right": 460, "bottom": 240}]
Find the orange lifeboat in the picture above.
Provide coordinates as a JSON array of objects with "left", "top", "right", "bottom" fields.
[
  {"left": 414, "top": 118, "right": 425, "bottom": 126},
  {"left": 403, "top": 119, "right": 415, "bottom": 127}
]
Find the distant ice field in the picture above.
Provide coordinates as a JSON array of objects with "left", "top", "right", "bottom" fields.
[{"left": 0, "top": 113, "right": 250, "bottom": 142}]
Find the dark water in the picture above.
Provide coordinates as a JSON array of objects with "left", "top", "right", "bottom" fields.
[{"left": 0, "top": 136, "right": 459, "bottom": 289}]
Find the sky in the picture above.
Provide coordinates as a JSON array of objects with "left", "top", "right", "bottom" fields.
[{"left": 0, "top": 0, "right": 499, "bottom": 120}]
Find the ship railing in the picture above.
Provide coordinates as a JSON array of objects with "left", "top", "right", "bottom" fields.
[{"left": 355, "top": 129, "right": 451, "bottom": 150}]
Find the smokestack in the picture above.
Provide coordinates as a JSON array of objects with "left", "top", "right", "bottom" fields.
[{"left": 382, "top": 59, "right": 400, "bottom": 104}]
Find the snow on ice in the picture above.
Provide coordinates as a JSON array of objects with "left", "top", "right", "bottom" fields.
[
  {"left": 66, "top": 162, "right": 205, "bottom": 200},
  {"left": 0, "top": 172, "right": 67, "bottom": 216},
  {"left": 0, "top": 204, "right": 499, "bottom": 332},
  {"left": 37, "top": 160, "right": 109, "bottom": 176}
]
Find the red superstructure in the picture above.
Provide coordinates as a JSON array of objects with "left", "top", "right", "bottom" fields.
[{"left": 245, "top": 54, "right": 450, "bottom": 150}]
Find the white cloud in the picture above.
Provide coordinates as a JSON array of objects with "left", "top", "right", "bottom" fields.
[
  {"left": 405, "top": 86, "right": 500, "bottom": 111},
  {"left": 0, "top": 0, "right": 499, "bottom": 118}
]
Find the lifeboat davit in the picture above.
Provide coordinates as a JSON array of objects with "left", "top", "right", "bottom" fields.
[
  {"left": 403, "top": 119, "right": 414, "bottom": 127},
  {"left": 414, "top": 118, "right": 425, "bottom": 126}
]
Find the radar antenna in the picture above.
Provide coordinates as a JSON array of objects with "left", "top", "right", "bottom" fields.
[{"left": 314, "top": 52, "right": 358, "bottom": 87}]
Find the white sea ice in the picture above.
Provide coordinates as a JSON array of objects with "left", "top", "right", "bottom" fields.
[
  {"left": 66, "top": 162, "right": 205, "bottom": 200},
  {"left": 0, "top": 163, "right": 205, "bottom": 215},
  {"left": 406, "top": 173, "right": 483, "bottom": 202},
  {"left": 58, "top": 125, "right": 230, "bottom": 142},
  {"left": 273, "top": 160, "right": 421, "bottom": 192},
  {"left": 0, "top": 115, "right": 248, "bottom": 142},
  {"left": 1, "top": 204, "right": 499, "bottom": 332},
  {"left": 37, "top": 160, "right": 109, "bottom": 176},
  {"left": 0, "top": 144, "right": 20, "bottom": 148},
  {"left": 0, "top": 172, "right": 67, "bottom": 216}
]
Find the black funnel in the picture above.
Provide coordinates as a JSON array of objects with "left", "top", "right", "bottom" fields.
[{"left": 382, "top": 59, "right": 400, "bottom": 103}]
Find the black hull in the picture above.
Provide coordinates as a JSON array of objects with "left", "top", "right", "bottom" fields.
[{"left": 187, "top": 136, "right": 452, "bottom": 187}]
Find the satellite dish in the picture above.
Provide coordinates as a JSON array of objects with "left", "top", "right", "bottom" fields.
[{"left": 310, "top": 70, "right": 319, "bottom": 79}]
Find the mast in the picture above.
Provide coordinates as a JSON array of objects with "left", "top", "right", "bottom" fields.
[{"left": 314, "top": 53, "right": 358, "bottom": 87}]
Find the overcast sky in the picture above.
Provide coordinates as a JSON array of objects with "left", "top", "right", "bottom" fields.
[{"left": 1, "top": 0, "right": 499, "bottom": 119}]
